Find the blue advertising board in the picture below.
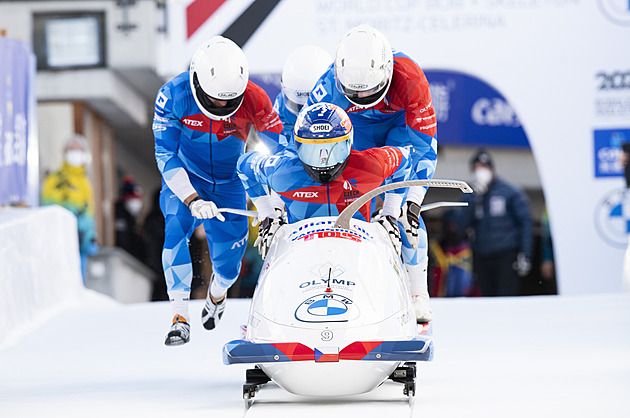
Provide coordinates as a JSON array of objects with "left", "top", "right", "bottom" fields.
[
  {"left": 593, "top": 128, "right": 630, "bottom": 178},
  {"left": 252, "top": 69, "right": 529, "bottom": 148},
  {"left": 425, "top": 70, "right": 529, "bottom": 148},
  {"left": 0, "top": 38, "right": 33, "bottom": 206}
]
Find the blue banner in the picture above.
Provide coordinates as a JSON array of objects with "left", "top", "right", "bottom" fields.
[
  {"left": 593, "top": 128, "right": 630, "bottom": 178},
  {"left": 0, "top": 38, "right": 32, "bottom": 206},
  {"left": 425, "top": 70, "right": 529, "bottom": 148}
]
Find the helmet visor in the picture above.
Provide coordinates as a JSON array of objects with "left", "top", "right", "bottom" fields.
[
  {"left": 334, "top": 69, "right": 390, "bottom": 107},
  {"left": 294, "top": 134, "right": 352, "bottom": 169},
  {"left": 193, "top": 72, "right": 244, "bottom": 118},
  {"left": 281, "top": 87, "right": 309, "bottom": 116}
]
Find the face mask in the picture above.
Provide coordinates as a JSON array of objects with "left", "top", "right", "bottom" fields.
[
  {"left": 65, "top": 150, "right": 86, "bottom": 167},
  {"left": 474, "top": 167, "right": 493, "bottom": 187},
  {"left": 125, "top": 198, "right": 143, "bottom": 217}
]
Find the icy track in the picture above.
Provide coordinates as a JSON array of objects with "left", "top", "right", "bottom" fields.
[{"left": 1, "top": 293, "right": 629, "bottom": 418}]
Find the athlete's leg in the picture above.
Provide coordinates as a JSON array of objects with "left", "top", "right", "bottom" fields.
[
  {"left": 160, "top": 185, "right": 201, "bottom": 345},
  {"left": 199, "top": 184, "right": 248, "bottom": 330},
  {"left": 401, "top": 216, "right": 433, "bottom": 323},
  {"left": 160, "top": 186, "right": 199, "bottom": 320}
]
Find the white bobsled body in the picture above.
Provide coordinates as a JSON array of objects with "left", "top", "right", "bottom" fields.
[{"left": 223, "top": 217, "right": 432, "bottom": 397}]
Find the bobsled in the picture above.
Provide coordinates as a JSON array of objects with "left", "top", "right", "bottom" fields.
[{"left": 221, "top": 180, "right": 472, "bottom": 401}]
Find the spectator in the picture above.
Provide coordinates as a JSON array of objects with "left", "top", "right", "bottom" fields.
[
  {"left": 114, "top": 175, "right": 146, "bottom": 262},
  {"left": 430, "top": 209, "right": 475, "bottom": 297},
  {"left": 455, "top": 149, "right": 533, "bottom": 296},
  {"left": 41, "top": 134, "right": 98, "bottom": 281}
]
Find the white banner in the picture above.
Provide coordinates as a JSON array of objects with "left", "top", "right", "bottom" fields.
[{"left": 160, "top": 0, "right": 630, "bottom": 294}]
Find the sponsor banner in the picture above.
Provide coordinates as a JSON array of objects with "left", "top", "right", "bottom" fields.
[
  {"left": 594, "top": 128, "right": 629, "bottom": 178},
  {"left": 0, "top": 38, "right": 32, "bottom": 206},
  {"left": 427, "top": 70, "right": 528, "bottom": 147}
]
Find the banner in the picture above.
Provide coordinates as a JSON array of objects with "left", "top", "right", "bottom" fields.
[
  {"left": 0, "top": 37, "right": 32, "bottom": 206},
  {"left": 159, "top": 0, "right": 630, "bottom": 294}
]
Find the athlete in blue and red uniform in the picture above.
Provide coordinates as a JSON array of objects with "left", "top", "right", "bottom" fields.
[
  {"left": 238, "top": 103, "right": 412, "bottom": 261},
  {"left": 306, "top": 24, "right": 437, "bottom": 322},
  {"left": 273, "top": 45, "right": 333, "bottom": 142},
  {"left": 153, "top": 36, "right": 286, "bottom": 346}
]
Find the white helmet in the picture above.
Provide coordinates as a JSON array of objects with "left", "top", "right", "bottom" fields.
[
  {"left": 189, "top": 36, "right": 249, "bottom": 120},
  {"left": 334, "top": 25, "right": 393, "bottom": 109},
  {"left": 281, "top": 45, "right": 333, "bottom": 115}
]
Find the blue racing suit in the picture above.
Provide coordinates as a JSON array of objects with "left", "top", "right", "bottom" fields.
[
  {"left": 153, "top": 72, "right": 285, "bottom": 292},
  {"left": 306, "top": 50, "right": 437, "bottom": 266},
  {"left": 238, "top": 145, "right": 412, "bottom": 226},
  {"left": 273, "top": 93, "right": 297, "bottom": 142}
]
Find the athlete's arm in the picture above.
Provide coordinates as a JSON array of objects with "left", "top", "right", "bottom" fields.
[
  {"left": 153, "top": 85, "right": 198, "bottom": 205},
  {"left": 386, "top": 69, "right": 437, "bottom": 205},
  {"left": 370, "top": 146, "right": 413, "bottom": 217},
  {"left": 251, "top": 87, "right": 287, "bottom": 154}
]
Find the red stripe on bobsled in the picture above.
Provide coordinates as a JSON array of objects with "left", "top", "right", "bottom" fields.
[
  {"left": 271, "top": 342, "right": 315, "bottom": 361},
  {"left": 339, "top": 341, "right": 384, "bottom": 360}
]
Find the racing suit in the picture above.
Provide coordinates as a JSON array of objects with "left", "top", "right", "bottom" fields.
[
  {"left": 237, "top": 146, "right": 412, "bottom": 224},
  {"left": 153, "top": 72, "right": 285, "bottom": 300},
  {"left": 306, "top": 50, "right": 437, "bottom": 268},
  {"left": 273, "top": 92, "right": 298, "bottom": 142}
]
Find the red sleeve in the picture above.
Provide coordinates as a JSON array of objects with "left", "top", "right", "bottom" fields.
[
  {"left": 365, "top": 146, "right": 404, "bottom": 178},
  {"left": 249, "top": 82, "right": 283, "bottom": 134},
  {"left": 391, "top": 58, "right": 437, "bottom": 138}
]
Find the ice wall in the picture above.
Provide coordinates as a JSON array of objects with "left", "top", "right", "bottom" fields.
[{"left": 0, "top": 206, "right": 87, "bottom": 349}]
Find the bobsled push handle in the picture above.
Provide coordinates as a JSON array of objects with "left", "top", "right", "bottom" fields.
[
  {"left": 217, "top": 208, "right": 261, "bottom": 226},
  {"left": 334, "top": 179, "right": 473, "bottom": 230}
]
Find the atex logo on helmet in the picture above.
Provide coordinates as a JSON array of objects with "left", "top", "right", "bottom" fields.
[{"left": 217, "top": 92, "right": 238, "bottom": 98}]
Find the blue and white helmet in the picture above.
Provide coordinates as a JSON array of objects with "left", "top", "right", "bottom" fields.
[{"left": 293, "top": 103, "right": 353, "bottom": 184}]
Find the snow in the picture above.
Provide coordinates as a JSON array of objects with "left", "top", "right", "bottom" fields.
[{"left": 1, "top": 294, "right": 629, "bottom": 417}]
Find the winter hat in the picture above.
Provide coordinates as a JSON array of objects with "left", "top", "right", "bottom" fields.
[
  {"left": 120, "top": 175, "right": 143, "bottom": 201},
  {"left": 470, "top": 148, "right": 493, "bottom": 170}
]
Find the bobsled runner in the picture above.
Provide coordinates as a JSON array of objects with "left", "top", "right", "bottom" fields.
[{"left": 221, "top": 180, "right": 472, "bottom": 402}]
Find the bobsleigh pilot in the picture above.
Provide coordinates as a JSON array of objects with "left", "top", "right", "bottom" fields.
[
  {"left": 153, "top": 36, "right": 286, "bottom": 346},
  {"left": 237, "top": 102, "right": 413, "bottom": 281},
  {"left": 306, "top": 24, "right": 438, "bottom": 323}
]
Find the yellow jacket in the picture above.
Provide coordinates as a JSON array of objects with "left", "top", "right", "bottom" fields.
[{"left": 42, "top": 163, "right": 97, "bottom": 253}]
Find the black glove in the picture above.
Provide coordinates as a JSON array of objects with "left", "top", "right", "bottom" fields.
[
  {"left": 400, "top": 201, "right": 421, "bottom": 249},
  {"left": 254, "top": 209, "right": 286, "bottom": 259}
]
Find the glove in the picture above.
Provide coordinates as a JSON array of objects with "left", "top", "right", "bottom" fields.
[
  {"left": 373, "top": 212, "right": 402, "bottom": 256},
  {"left": 513, "top": 252, "right": 532, "bottom": 277},
  {"left": 400, "top": 201, "right": 421, "bottom": 250},
  {"left": 189, "top": 198, "right": 225, "bottom": 221},
  {"left": 254, "top": 209, "right": 286, "bottom": 259}
]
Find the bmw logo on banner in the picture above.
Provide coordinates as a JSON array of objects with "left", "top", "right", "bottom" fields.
[
  {"left": 595, "top": 188, "right": 630, "bottom": 248},
  {"left": 295, "top": 294, "right": 354, "bottom": 323}
]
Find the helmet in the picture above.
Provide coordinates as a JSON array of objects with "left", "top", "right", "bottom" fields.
[
  {"left": 189, "top": 36, "right": 249, "bottom": 120},
  {"left": 334, "top": 24, "right": 393, "bottom": 108},
  {"left": 281, "top": 45, "right": 333, "bottom": 115},
  {"left": 293, "top": 103, "right": 353, "bottom": 184}
]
